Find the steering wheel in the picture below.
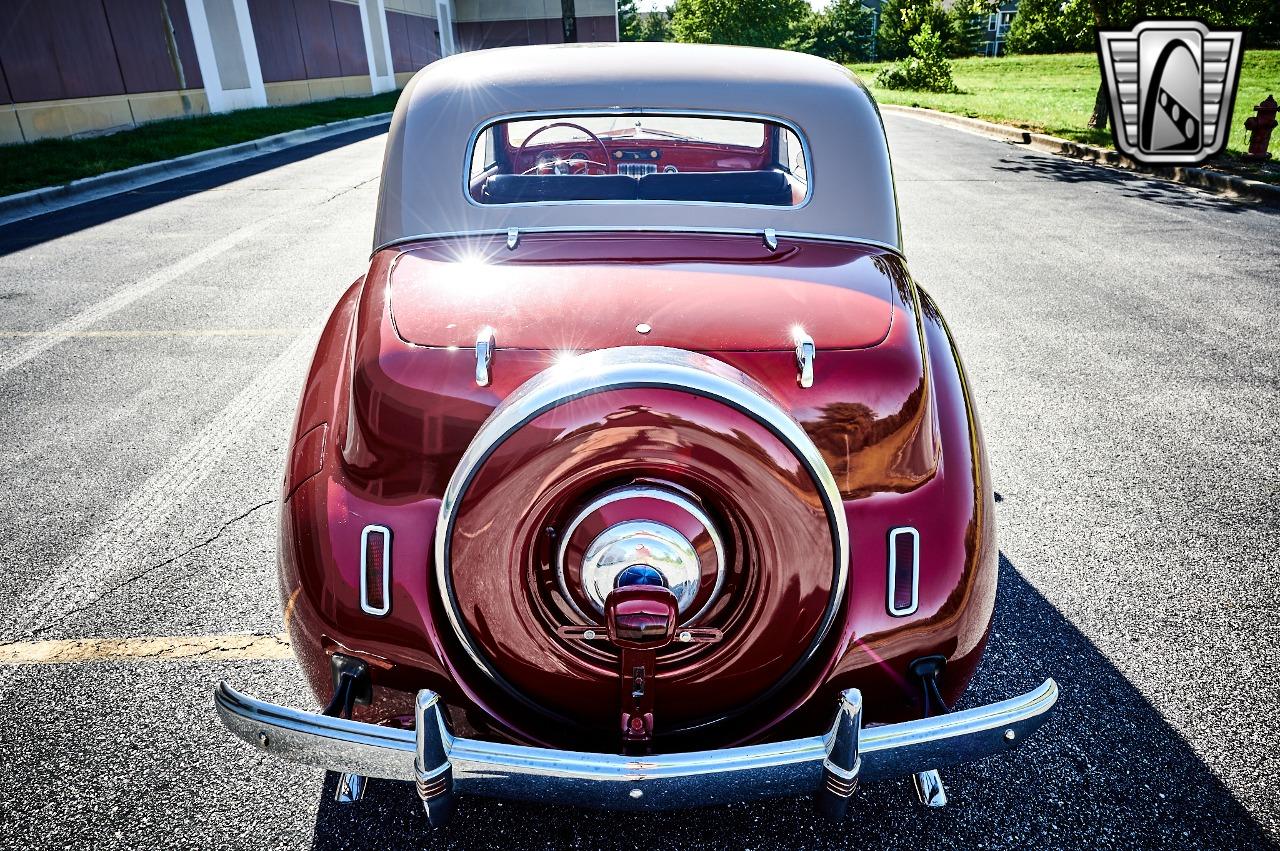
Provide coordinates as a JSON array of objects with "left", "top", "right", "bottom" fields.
[{"left": 513, "top": 122, "right": 612, "bottom": 175}]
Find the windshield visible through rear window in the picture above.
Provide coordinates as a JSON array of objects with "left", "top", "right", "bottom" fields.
[{"left": 468, "top": 113, "right": 808, "bottom": 207}]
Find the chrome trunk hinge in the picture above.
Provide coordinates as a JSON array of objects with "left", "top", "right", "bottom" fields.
[
  {"left": 793, "top": 329, "right": 815, "bottom": 388},
  {"left": 475, "top": 327, "right": 496, "bottom": 387}
]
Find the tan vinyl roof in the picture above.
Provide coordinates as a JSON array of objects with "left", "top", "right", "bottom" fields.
[{"left": 373, "top": 42, "right": 901, "bottom": 252}]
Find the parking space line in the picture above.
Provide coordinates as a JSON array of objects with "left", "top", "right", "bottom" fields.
[
  {"left": 0, "top": 328, "right": 308, "bottom": 338},
  {"left": 0, "top": 330, "right": 316, "bottom": 689},
  {"left": 0, "top": 632, "right": 291, "bottom": 665},
  {"left": 0, "top": 216, "right": 274, "bottom": 377}
]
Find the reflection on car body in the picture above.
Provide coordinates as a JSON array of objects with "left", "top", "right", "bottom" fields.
[{"left": 215, "top": 41, "right": 1057, "bottom": 828}]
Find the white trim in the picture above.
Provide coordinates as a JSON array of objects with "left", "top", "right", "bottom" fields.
[
  {"left": 184, "top": 0, "right": 266, "bottom": 113},
  {"left": 358, "top": 0, "right": 398, "bottom": 94},
  {"left": 436, "top": 0, "right": 456, "bottom": 56}
]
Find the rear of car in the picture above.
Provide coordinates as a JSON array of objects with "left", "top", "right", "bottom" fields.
[{"left": 215, "top": 42, "right": 1057, "bottom": 827}]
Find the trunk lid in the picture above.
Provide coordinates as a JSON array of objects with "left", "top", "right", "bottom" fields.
[{"left": 388, "top": 233, "right": 898, "bottom": 352}]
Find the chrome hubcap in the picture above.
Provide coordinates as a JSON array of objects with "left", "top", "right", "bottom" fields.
[
  {"left": 558, "top": 486, "right": 725, "bottom": 621},
  {"left": 582, "top": 520, "right": 701, "bottom": 614}
]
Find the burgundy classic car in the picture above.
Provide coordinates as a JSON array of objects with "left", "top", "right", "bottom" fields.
[{"left": 215, "top": 42, "right": 1057, "bottom": 825}]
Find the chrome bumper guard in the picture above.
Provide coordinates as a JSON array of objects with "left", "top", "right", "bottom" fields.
[{"left": 214, "top": 678, "right": 1057, "bottom": 813}]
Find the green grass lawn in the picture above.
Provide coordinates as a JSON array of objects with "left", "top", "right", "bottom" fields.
[
  {"left": 850, "top": 50, "right": 1280, "bottom": 159},
  {"left": 0, "top": 90, "right": 401, "bottom": 198}
]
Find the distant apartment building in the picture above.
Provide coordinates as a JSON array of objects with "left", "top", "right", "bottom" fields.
[
  {"left": 938, "top": 0, "right": 1018, "bottom": 56},
  {"left": 981, "top": 0, "right": 1018, "bottom": 56},
  {"left": 0, "top": 0, "right": 618, "bottom": 146}
]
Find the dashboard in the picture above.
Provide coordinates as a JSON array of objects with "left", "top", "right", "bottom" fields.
[{"left": 512, "top": 139, "right": 770, "bottom": 177}]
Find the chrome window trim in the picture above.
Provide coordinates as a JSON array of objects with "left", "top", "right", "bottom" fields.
[
  {"left": 462, "top": 107, "right": 816, "bottom": 212},
  {"left": 371, "top": 227, "right": 906, "bottom": 260},
  {"left": 887, "top": 525, "right": 920, "bottom": 617},
  {"left": 433, "top": 346, "right": 849, "bottom": 732},
  {"left": 360, "top": 524, "right": 392, "bottom": 617},
  {"left": 555, "top": 486, "right": 727, "bottom": 625}
]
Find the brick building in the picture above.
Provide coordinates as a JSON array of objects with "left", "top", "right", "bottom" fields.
[{"left": 0, "top": 0, "right": 618, "bottom": 145}]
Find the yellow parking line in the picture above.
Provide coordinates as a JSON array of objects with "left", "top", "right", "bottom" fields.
[
  {"left": 0, "top": 328, "right": 307, "bottom": 338},
  {"left": 0, "top": 633, "right": 292, "bottom": 665}
]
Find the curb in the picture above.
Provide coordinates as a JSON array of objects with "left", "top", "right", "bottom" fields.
[
  {"left": 881, "top": 104, "right": 1280, "bottom": 207},
  {"left": 0, "top": 111, "right": 392, "bottom": 228}
]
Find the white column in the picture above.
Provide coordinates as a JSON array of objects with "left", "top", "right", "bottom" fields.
[
  {"left": 436, "top": 0, "right": 456, "bottom": 57},
  {"left": 184, "top": 0, "right": 267, "bottom": 113},
  {"left": 358, "top": 0, "right": 397, "bottom": 93}
]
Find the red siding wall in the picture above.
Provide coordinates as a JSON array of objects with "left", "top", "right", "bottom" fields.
[
  {"left": 102, "top": 0, "right": 204, "bottom": 93},
  {"left": 406, "top": 13, "right": 441, "bottom": 67},
  {"left": 0, "top": 0, "right": 204, "bottom": 103},
  {"left": 387, "top": 10, "right": 411, "bottom": 71},
  {"left": 293, "top": 0, "right": 344, "bottom": 78},
  {"left": 248, "top": 0, "right": 309, "bottom": 83},
  {"left": 387, "top": 10, "right": 440, "bottom": 71},
  {"left": 0, "top": 0, "right": 125, "bottom": 102},
  {"left": 457, "top": 19, "right": 563, "bottom": 51},
  {"left": 0, "top": 2, "right": 613, "bottom": 111},
  {"left": 455, "top": 14, "right": 616, "bottom": 51},
  {"left": 250, "top": 0, "right": 378, "bottom": 83},
  {"left": 331, "top": 2, "right": 370, "bottom": 77},
  {"left": 576, "top": 14, "right": 617, "bottom": 42}
]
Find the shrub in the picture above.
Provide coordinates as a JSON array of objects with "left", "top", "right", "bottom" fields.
[{"left": 875, "top": 23, "right": 959, "bottom": 93}]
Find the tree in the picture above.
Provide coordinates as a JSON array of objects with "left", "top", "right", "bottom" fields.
[
  {"left": 668, "top": 0, "right": 811, "bottom": 49},
  {"left": 618, "top": 0, "right": 641, "bottom": 41},
  {"left": 876, "top": 0, "right": 954, "bottom": 60},
  {"left": 637, "top": 9, "right": 672, "bottom": 42},
  {"left": 947, "top": 0, "right": 998, "bottom": 56},
  {"left": 1004, "top": 0, "right": 1094, "bottom": 54},
  {"left": 790, "top": 0, "right": 877, "bottom": 64}
]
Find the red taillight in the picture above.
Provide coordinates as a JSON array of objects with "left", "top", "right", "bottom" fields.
[
  {"left": 887, "top": 527, "right": 919, "bottom": 616},
  {"left": 360, "top": 525, "right": 391, "bottom": 616}
]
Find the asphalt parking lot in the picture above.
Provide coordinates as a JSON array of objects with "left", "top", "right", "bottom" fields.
[{"left": 0, "top": 112, "right": 1276, "bottom": 850}]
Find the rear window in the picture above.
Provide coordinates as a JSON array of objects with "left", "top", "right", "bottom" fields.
[{"left": 468, "top": 113, "right": 808, "bottom": 207}]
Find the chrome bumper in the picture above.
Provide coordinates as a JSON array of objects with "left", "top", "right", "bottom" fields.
[{"left": 214, "top": 679, "right": 1057, "bottom": 812}]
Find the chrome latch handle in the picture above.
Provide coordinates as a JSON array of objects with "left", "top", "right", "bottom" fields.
[
  {"left": 475, "top": 327, "right": 496, "bottom": 387},
  {"left": 793, "top": 330, "right": 815, "bottom": 389}
]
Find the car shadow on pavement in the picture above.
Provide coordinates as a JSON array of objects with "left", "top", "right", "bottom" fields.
[
  {"left": 0, "top": 123, "right": 388, "bottom": 257},
  {"left": 992, "top": 152, "right": 1279, "bottom": 216},
  {"left": 307, "top": 553, "right": 1273, "bottom": 850}
]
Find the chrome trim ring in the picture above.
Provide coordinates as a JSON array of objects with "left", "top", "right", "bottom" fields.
[
  {"left": 887, "top": 526, "right": 920, "bottom": 617},
  {"left": 434, "top": 346, "right": 849, "bottom": 726},
  {"left": 556, "top": 486, "right": 727, "bottom": 622},
  {"left": 359, "top": 524, "right": 392, "bottom": 617}
]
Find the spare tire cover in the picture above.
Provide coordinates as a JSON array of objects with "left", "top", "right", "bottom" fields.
[{"left": 435, "top": 346, "right": 848, "bottom": 734}]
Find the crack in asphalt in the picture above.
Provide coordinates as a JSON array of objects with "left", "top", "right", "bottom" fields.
[
  {"left": 22, "top": 499, "right": 275, "bottom": 641},
  {"left": 320, "top": 175, "right": 378, "bottom": 206}
]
